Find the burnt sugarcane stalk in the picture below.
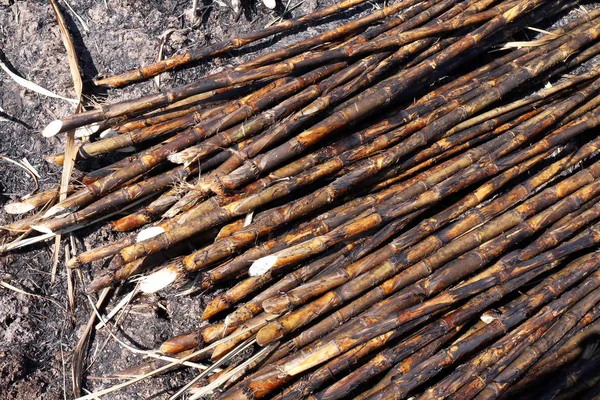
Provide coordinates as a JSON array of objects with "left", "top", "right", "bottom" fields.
[
  {"left": 74, "top": 145, "right": 407, "bottom": 272},
  {"left": 350, "top": 262, "right": 565, "bottom": 400},
  {"left": 348, "top": 280, "right": 551, "bottom": 400},
  {"left": 259, "top": 111, "right": 600, "bottom": 320},
  {"left": 256, "top": 164, "right": 600, "bottom": 350},
  {"left": 247, "top": 86, "right": 590, "bottom": 277},
  {"left": 41, "top": 62, "right": 347, "bottom": 218},
  {"left": 109, "top": 131, "right": 272, "bottom": 232},
  {"left": 472, "top": 285, "right": 600, "bottom": 400},
  {"left": 176, "top": 6, "right": 584, "bottom": 214},
  {"left": 94, "top": 0, "right": 403, "bottom": 87},
  {"left": 46, "top": 0, "right": 542, "bottom": 137},
  {"left": 275, "top": 312, "right": 451, "bottom": 400},
  {"left": 178, "top": 52, "right": 598, "bottom": 282},
  {"left": 361, "top": 257, "right": 600, "bottom": 400},
  {"left": 223, "top": 251, "right": 595, "bottom": 400},
  {"left": 164, "top": 0, "right": 489, "bottom": 216},
  {"left": 159, "top": 240, "right": 363, "bottom": 355},
  {"left": 417, "top": 220, "right": 600, "bottom": 398},
  {"left": 255, "top": 156, "right": 600, "bottom": 352},
  {"left": 94, "top": 162, "right": 426, "bottom": 289},
  {"left": 503, "top": 306, "right": 600, "bottom": 398}
]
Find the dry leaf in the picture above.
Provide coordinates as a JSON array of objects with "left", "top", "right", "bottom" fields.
[{"left": 0, "top": 59, "right": 78, "bottom": 104}]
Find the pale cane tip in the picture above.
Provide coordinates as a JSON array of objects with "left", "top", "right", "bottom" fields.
[
  {"left": 139, "top": 266, "right": 181, "bottom": 293},
  {"left": 4, "top": 202, "right": 35, "bottom": 215},
  {"left": 99, "top": 129, "right": 119, "bottom": 139},
  {"left": 43, "top": 205, "right": 65, "bottom": 218},
  {"left": 30, "top": 225, "right": 54, "bottom": 235},
  {"left": 263, "top": 0, "right": 276, "bottom": 9},
  {"left": 67, "top": 257, "right": 80, "bottom": 268},
  {"left": 42, "top": 120, "right": 63, "bottom": 137},
  {"left": 480, "top": 312, "right": 498, "bottom": 324},
  {"left": 136, "top": 226, "right": 165, "bottom": 243},
  {"left": 249, "top": 255, "right": 278, "bottom": 276},
  {"left": 167, "top": 151, "right": 187, "bottom": 164},
  {"left": 75, "top": 123, "right": 100, "bottom": 138}
]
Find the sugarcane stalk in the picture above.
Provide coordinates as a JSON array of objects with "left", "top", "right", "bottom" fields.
[
  {"left": 276, "top": 313, "right": 449, "bottom": 400},
  {"left": 32, "top": 165, "right": 197, "bottom": 234},
  {"left": 176, "top": 4, "right": 584, "bottom": 218},
  {"left": 159, "top": 241, "right": 362, "bottom": 355},
  {"left": 45, "top": 0, "right": 542, "bottom": 136},
  {"left": 249, "top": 92, "right": 586, "bottom": 278},
  {"left": 504, "top": 305, "right": 600, "bottom": 397},
  {"left": 216, "top": 17, "right": 600, "bottom": 228},
  {"left": 256, "top": 155, "right": 600, "bottom": 361},
  {"left": 164, "top": 0, "right": 487, "bottom": 217},
  {"left": 255, "top": 155, "right": 600, "bottom": 347},
  {"left": 259, "top": 95, "right": 600, "bottom": 319},
  {"left": 182, "top": 55, "right": 594, "bottom": 281},
  {"left": 203, "top": 239, "right": 365, "bottom": 323},
  {"left": 93, "top": 0, "right": 394, "bottom": 87},
  {"left": 223, "top": 250, "right": 593, "bottom": 400},
  {"left": 4, "top": 185, "right": 73, "bottom": 215},
  {"left": 110, "top": 134, "right": 261, "bottom": 232},
  {"left": 363, "top": 258, "right": 600, "bottom": 400},
  {"left": 41, "top": 62, "right": 348, "bottom": 220},
  {"left": 264, "top": 132, "right": 544, "bottom": 314},
  {"left": 421, "top": 322, "right": 555, "bottom": 400},
  {"left": 474, "top": 285, "right": 600, "bottom": 400},
  {"left": 535, "top": 349, "right": 600, "bottom": 400},
  {"left": 447, "top": 65, "right": 600, "bottom": 134}
]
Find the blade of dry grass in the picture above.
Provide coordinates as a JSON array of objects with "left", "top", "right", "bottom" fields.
[
  {"left": 72, "top": 287, "right": 111, "bottom": 397},
  {"left": 0, "top": 155, "right": 39, "bottom": 194},
  {"left": 49, "top": 0, "right": 83, "bottom": 284},
  {"left": 0, "top": 59, "right": 78, "bottom": 105}
]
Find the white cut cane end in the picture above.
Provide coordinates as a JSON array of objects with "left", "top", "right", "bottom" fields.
[{"left": 249, "top": 255, "right": 278, "bottom": 276}]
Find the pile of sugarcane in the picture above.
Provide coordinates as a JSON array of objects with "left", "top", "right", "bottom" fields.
[{"left": 5, "top": 0, "right": 600, "bottom": 398}]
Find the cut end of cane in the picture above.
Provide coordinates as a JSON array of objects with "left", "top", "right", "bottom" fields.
[
  {"left": 138, "top": 265, "right": 182, "bottom": 294},
  {"left": 136, "top": 226, "right": 165, "bottom": 242},
  {"left": 256, "top": 322, "right": 283, "bottom": 347},
  {"left": 262, "top": 295, "right": 291, "bottom": 315},
  {"left": 44, "top": 153, "right": 64, "bottom": 166},
  {"left": 42, "top": 120, "right": 63, "bottom": 137},
  {"left": 4, "top": 202, "right": 35, "bottom": 215},
  {"left": 263, "top": 0, "right": 276, "bottom": 9},
  {"left": 43, "top": 205, "right": 65, "bottom": 218},
  {"left": 67, "top": 256, "right": 81, "bottom": 268},
  {"left": 159, "top": 332, "right": 200, "bottom": 354},
  {"left": 99, "top": 129, "right": 119, "bottom": 139},
  {"left": 249, "top": 255, "right": 278, "bottom": 276},
  {"left": 167, "top": 151, "right": 188, "bottom": 164},
  {"left": 75, "top": 123, "right": 100, "bottom": 138},
  {"left": 30, "top": 224, "right": 54, "bottom": 235},
  {"left": 480, "top": 311, "right": 499, "bottom": 324}
]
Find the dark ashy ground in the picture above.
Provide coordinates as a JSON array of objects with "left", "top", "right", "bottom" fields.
[{"left": 1, "top": 0, "right": 600, "bottom": 399}]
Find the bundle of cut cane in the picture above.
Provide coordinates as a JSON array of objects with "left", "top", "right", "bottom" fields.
[{"left": 4, "top": 0, "right": 600, "bottom": 398}]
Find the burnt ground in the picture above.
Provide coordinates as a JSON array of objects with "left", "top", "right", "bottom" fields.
[{"left": 1, "top": 0, "right": 600, "bottom": 399}]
